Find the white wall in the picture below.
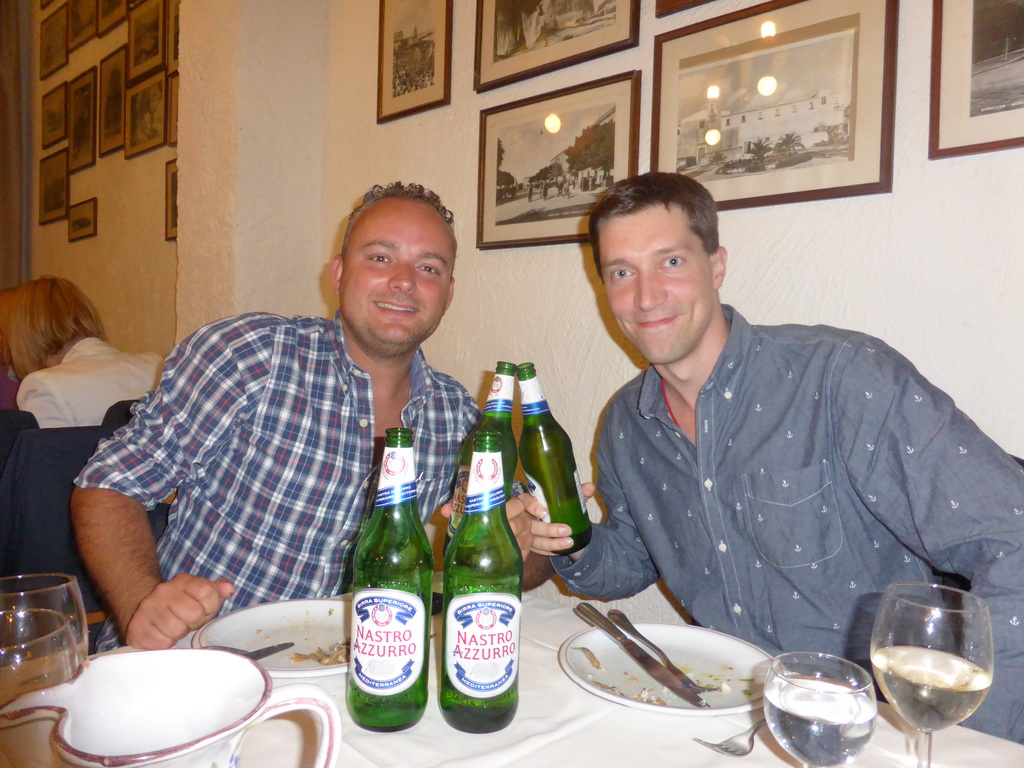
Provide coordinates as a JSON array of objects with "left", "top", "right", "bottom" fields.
[{"left": 170, "top": 0, "right": 1024, "bottom": 621}]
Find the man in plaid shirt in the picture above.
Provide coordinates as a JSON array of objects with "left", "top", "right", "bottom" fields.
[{"left": 73, "top": 182, "right": 498, "bottom": 651}]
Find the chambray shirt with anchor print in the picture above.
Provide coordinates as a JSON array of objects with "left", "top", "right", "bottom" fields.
[{"left": 555, "top": 306, "right": 1024, "bottom": 743}]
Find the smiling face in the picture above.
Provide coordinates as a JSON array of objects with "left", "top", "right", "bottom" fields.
[
  {"left": 331, "top": 198, "right": 456, "bottom": 368},
  {"left": 598, "top": 203, "right": 729, "bottom": 382}
]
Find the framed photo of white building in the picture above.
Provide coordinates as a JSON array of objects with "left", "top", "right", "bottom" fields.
[
  {"left": 477, "top": 70, "right": 640, "bottom": 249},
  {"left": 377, "top": 0, "right": 452, "bottom": 123},
  {"left": 653, "top": 0, "right": 897, "bottom": 211},
  {"left": 929, "top": 0, "right": 1024, "bottom": 159}
]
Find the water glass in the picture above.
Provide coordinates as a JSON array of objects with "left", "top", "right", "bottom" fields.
[
  {"left": 0, "top": 574, "right": 89, "bottom": 659},
  {"left": 764, "top": 651, "right": 877, "bottom": 767},
  {"left": 0, "top": 608, "right": 81, "bottom": 706}
]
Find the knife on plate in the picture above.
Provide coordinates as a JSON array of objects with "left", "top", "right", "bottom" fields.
[
  {"left": 607, "top": 609, "right": 718, "bottom": 694},
  {"left": 573, "top": 603, "right": 709, "bottom": 708}
]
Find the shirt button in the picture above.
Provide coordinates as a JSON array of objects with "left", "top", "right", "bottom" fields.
[
  {"left": 358, "top": 419, "right": 368, "bottom": 428},
  {"left": 342, "top": 384, "right": 348, "bottom": 392},
  {"left": 732, "top": 604, "right": 742, "bottom": 615},
  {"left": 718, "top": 541, "right": 727, "bottom": 552},
  {"left": 724, "top": 390, "right": 733, "bottom": 400},
  {"left": 704, "top": 478, "right": 713, "bottom": 489},
  {"left": 573, "top": 572, "right": 582, "bottom": 578}
]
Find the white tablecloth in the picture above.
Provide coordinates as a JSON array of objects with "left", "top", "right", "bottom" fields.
[{"left": 241, "top": 594, "right": 1024, "bottom": 768}]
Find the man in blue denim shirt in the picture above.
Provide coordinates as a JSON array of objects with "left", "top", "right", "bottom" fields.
[{"left": 527, "top": 173, "right": 1024, "bottom": 743}]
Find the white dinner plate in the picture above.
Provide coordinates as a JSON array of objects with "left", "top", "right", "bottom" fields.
[
  {"left": 558, "top": 622, "right": 771, "bottom": 716},
  {"left": 193, "top": 596, "right": 350, "bottom": 679}
]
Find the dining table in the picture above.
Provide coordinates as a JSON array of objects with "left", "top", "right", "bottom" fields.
[{"left": 229, "top": 593, "right": 1024, "bottom": 768}]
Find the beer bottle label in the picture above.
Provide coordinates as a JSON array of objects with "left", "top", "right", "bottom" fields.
[
  {"left": 465, "top": 454, "right": 505, "bottom": 513},
  {"left": 518, "top": 376, "right": 549, "bottom": 416},
  {"left": 375, "top": 445, "right": 416, "bottom": 507},
  {"left": 482, "top": 372, "right": 514, "bottom": 415},
  {"left": 444, "top": 593, "right": 521, "bottom": 698},
  {"left": 351, "top": 589, "right": 426, "bottom": 696},
  {"left": 447, "top": 465, "right": 470, "bottom": 537}
]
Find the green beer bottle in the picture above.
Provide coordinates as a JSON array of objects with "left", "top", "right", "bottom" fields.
[
  {"left": 516, "top": 362, "right": 592, "bottom": 555},
  {"left": 347, "top": 427, "right": 433, "bottom": 732},
  {"left": 441, "top": 431, "right": 522, "bottom": 733},
  {"left": 446, "top": 361, "right": 518, "bottom": 540}
]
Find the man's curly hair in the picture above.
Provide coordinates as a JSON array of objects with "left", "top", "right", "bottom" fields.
[{"left": 340, "top": 181, "right": 456, "bottom": 257}]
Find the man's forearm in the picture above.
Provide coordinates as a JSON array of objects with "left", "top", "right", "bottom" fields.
[
  {"left": 523, "top": 551, "right": 554, "bottom": 590},
  {"left": 71, "top": 487, "right": 162, "bottom": 632}
]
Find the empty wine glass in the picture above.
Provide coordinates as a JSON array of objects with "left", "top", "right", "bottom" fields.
[
  {"left": 0, "top": 574, "right": 89, "bottom": 659},
  {"left": 0, "top": 608, "right": 81, "bottom": 706},
  {"left": 870, "top": 582, "right": 993, "bottom": 768},
  {"left": 764, "top": 651, "right": 877, "bottom": 767}
]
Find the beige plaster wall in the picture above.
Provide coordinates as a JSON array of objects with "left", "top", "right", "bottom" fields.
[{"left": 30, "top": 3, "right": 178, "bottom": 356}]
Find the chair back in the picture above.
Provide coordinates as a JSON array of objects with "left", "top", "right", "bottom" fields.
[{"left": 0, "top": 409, "right": 38, "bottom": 475}]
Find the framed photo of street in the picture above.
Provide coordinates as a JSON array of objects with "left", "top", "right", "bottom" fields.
[
  {"left": 40, "top": 4, "right": 68, "bottom": 80},
  {"left": 39, "top": 148, "right": 69, "bottom": 224},
  {"left": 124, "top": 70, "right": 165, "bottom": 157},
  {"left": 377, "top": 0, "right": 452, "bottom": 123},
  {"left": 477, "top": 70, "right": 640, "bottom": 249},
  {"left": 68, "top": 67, "right": 97, "bottom": 173},
  {"left": 652, "top": 0, "right": 898, "bottom": 211},
  {"left": 165, "top": 158, "right": 178, "bottom": 240},
  {"left": 656, "top": 0, "right": 717, "bottom": 17},
  {"left": 127, "top": 0, "right": 164, "bottom": 82},
  {"left": 474, "top": 0, "right": 640, "bottom": 93},
  {"left": 929, "top": 0, "right": 1024, "bottom": 159},
  {"left": 68, "top": 197, "right": 98, "bottom": 241},
  {"left": 41, "top": 82, "right": 68, "bottom": 149},
  {"left": 68, "top": 0, "right": 97, "bottom": 52},
  {"left": 97, "top": 0, "right": 127, "bottom": 36},
  {"left": 99, "top": 45, "right": 126, "bottom": 155}
]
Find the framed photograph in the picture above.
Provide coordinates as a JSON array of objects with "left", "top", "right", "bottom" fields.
[
  {"left": 40, "top": 4, "right": 68, "bottom": 80},
  {"left": 97, "top": 0, "right": 128, "bottom": 36},
  {"left": 477, "top": 70, "right": 641, "bottom": 249},
  {"left": 653, "top": 0, "right": 898, "bottom": 211},
  {"left": 68, "top": 67, "right": 97, "bottom": 173},
  {"left": 124, "top": 70, "right": 166, "bottom": 157},
  {"left": 165, "top": 158, "right": 178, "bottom": 240},
  {"left": 99, "top": 45, "right": 126, "bottom": 155},
  {"left": 42, "top": 0, "right": 58, "bottom": 8},
  {"left": 167, "top": 70, "right": 179, "bottom": 145},
  {"left": 41, "top": 82, "right": 68, "bottom": 149},
  {"left": 474, "top": 0, "right": 640, "bottom": 93},
  {"left": 929, "top": 0, "right": 1024, "bottom": 159},
  {"left": 39, "top": 148, "right": 69, "bottom": 224},
  {"left": 127, "top": 0, "right": 165, "bottom": 82},
  {"left": 377, "top": 0, "right": 452, "bottom": 123},
  {"left": 68, "top": 0, "right": 97, "bottom": 52},
  {"left": 656, "top": 0, "right": 718, "bottom": 16},
  {"left": 166, "top": 0, "right": 180, "bottom": 73},
  {"left": 68, "top": 197, "right": 98, "bottom": 241}
]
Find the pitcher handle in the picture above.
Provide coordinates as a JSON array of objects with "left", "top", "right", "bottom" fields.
[{"left": 239, "top": 682, "right": 342, "bottom": 768}]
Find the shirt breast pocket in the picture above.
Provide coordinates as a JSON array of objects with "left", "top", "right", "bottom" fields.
[{"left": 741, "top": 460, "right": 842, "bottom": 568}]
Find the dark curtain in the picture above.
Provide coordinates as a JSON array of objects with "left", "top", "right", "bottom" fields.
[{"left": 0, "top": 0, "right": 30, "bottom": 289}]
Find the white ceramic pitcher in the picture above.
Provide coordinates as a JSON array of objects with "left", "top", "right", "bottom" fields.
[{"left": 0, "top": 648, "right": 341, "bottom": 767}]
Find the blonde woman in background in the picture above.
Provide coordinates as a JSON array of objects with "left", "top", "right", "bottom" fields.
[{"left": 2, "top": 276, "right": 162, "bottom": 427}]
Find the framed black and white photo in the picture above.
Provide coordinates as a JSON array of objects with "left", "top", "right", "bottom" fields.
[
  {"left": 165, "top": 158, "right": 178, "bottom": 240},
  {"left": 166, "top": 0, "right": 180, "bottom": 73},
  {"left": 68, "top": 67, "right": 97, "bottom": 173},
  {"left": 377, "top": 0, "right": 452, "bottom": 123},
  {"left": 124, "top": 70, "right": 165, "bottom": 157},
  {"left": 68, "top": 197, "right": 98, "bottom": 241},
  {"left": 477, "top": 70, "right": 640, "bottom": 249},
  {"left": 68, "top": 0, "right": 97, "bottom": 52},
  {"left": 656, "top": 0, "right": 718, "bottom": 16},
  {"left": 930, "top": 0, "right": 1024, "bottom": 159},
  {"left": 39, "top": 148, "right": 69, "bottom": 224},
  {"left": 127, "top": 0, "right": 164, "bottom": 82},
  {"left": 98, "top": 0, "right": 127, "bottom": 36},
  {"left": 653, "top": 0, "right": 898, "bottom": 211},
  {"left": 474, "top": 0, "right": 640, "bottom": 92},
  {"left": 167, "top": 70, "right": 178, "bottom": 145},
  {"left": 40, "top": 4, "right": 68, "bottom": 80},
  {"left": 41, "top": 81, "right": 68, "bottom": 149},
  {"left": 99, "top": 45, "right": 127, "bottom": 155}
]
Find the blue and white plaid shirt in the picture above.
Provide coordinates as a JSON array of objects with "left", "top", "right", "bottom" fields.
[{"left": 79, "top": 312, "right": 477, "bottom": 649}]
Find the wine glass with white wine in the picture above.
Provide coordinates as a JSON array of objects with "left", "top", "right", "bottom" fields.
[
  {"left": 763, "top": 651, "right": 877, "bottom": 767},
  {"left": 870, "top": 582, "right": 993, "bottom": 768}
]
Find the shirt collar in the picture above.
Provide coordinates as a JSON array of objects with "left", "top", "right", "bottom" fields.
[
  {"left": 328, "top": 310, "right": 433, "bottom": 402},
  {"left": 636, "top": 305, "right": 752, "bottom": 418},
  {"left": 62, "top": 337, "right": 113, "bottom": 363}
]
